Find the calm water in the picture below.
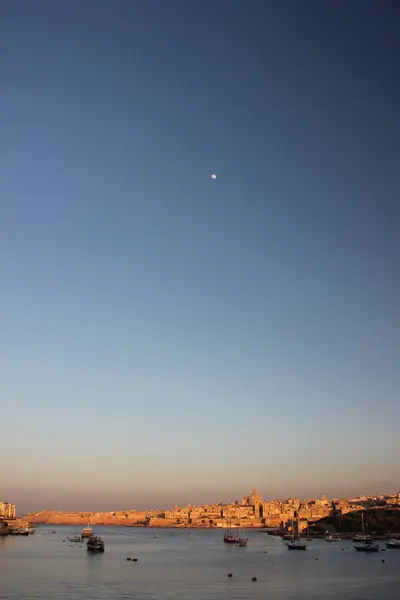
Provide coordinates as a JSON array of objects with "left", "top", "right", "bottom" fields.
[{"left": 1, "top": 526, "right": 399, "bottom": 599}]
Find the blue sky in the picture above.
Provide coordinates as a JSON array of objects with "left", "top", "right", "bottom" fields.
[{"left": 1, "top": 0, "right": 399, "bottom": 514}]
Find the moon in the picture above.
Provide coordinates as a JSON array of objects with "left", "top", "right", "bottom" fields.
[{"left": 211, "top": 173, "right": 217, "bottom": 180}]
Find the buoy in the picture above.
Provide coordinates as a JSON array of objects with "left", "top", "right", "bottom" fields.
[
  {"left": 228, "top": 573, "right": 233, "bottom": 578},
  {"left": 264, "top": 550, "right": 268, "bottom": 553},
  {"left": 382, "top": 559, "right": 385, "bottom": 563},
  {"left": 341, "top": 548, "right": 344, "bottom": 551},
  {"left": 252, "top": 577, "right": 257, "bottom": 582},
  {"left": 315, "top": 558, "right": 319, "bottom": 561}
]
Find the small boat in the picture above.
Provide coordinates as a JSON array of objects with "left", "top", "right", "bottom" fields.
[
  {"left": 10, "top": 528, "right": 30, "bottom": 536},
  {"left": 385, "top": 539, "right": 400, "bottom": 549},
  {"left": 81, "top": 526, "right": 94, "bottom": 538},
  {"left": 287, "top": 540, "right": 307, "bottom": 550},
  {"left": 223, "top": 535, "right": 237, "bottom": 544},
  {"left": 235, "top": 527, "right": 248, "bottom": 546},
  {"left": 354, "top": 542, "right": 379, "bottom": 552},
  {"left": 69, "top": 534, "right": 84, "bottom": 543},
  {"left": 236, "top": 538, "right": 248, "bottom": 546},
  {"left": 325, "top": 535, "right": 342, "bottom": 542},
  {"left": 87, "top": 535, "right": 105, "bottom": 553}
]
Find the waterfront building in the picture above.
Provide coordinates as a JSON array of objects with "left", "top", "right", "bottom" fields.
[{"left": 0, "top": 502, "right": 16, "bottom": 519}]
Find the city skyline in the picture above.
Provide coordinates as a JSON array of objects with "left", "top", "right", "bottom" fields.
[
  {"left": 6, "top": 480, "right": 400, "bottom": 516},
  {"left": 2, "top": 0, "right": 399, "bottom": 514}
]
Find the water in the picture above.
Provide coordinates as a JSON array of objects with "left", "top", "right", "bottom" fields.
[{"left": 1, "top": 526, "right": 399, "bottom": 599}]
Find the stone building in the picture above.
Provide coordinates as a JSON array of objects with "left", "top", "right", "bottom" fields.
[{"left": 0, "top": 502, "right": 16, "bottom": 519}]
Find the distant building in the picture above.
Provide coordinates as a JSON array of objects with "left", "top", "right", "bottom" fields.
[{"left": 0, "top": 502, "right": 16, "bottom": 519}]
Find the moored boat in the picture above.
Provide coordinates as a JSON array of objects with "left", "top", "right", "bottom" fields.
[
  {"left": 286, "top": 516, "right": 307, "bottom": 550},
  {"left": 223, "top": 535, "right": 236, "bottom": 544},
  {"left": 353, "top": 513, "right": 371, "bottom": 542},
  {"left": 354, "top": 542, "right": 379, "bottom": 552},
  {"left": 325, "top": 535, "right": 342, "bottom": 542},
  {"left": 82, "top": 526, "right": 94, "bottom": 538},
  {"left": 353, "top": 534, "right": 372, "bottom": 542},
  {"left": 9, "top": 528, "right": 30, "bottom": 536},
  {"left": 385, "top": 539, "right": 400, "bottom": 549},
  {"left": 236, "top": 538, "right": 248, "bottom": 546},
  {"left": 287, "top": 540, "right": 307, "bottom": 550},
  {"left": 223, "top": 519, "right": 237, "bottom": 544},
  {"left": 87, "top": 535, "right": 105, "bottom": 553}
]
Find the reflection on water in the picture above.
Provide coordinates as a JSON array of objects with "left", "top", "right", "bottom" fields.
[{"left": 0, "top": 526, "right": 399, "bottom": 599}]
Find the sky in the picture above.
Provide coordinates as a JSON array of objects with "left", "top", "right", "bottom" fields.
[{"left": 1, "top": 0, "right": 399, "bottom": 515}]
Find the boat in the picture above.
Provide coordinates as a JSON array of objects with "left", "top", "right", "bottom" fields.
[
  {"left": 385, "top": 539, "right": 400, "bottom": 549},
  {"left": 9, "top": 528, "right": 30, "bottom": 536},
  {"left": 286, "top": 518, "right": 307, "bottom": 550},
  {"left": 236, "top": 529, "right": 248, "bottom": 546},
  {"left": 353, "top": 534, "right": 372, "bottom": 542},
  {"left": 353, "top": 513, "right": 371, "bottom": 542},
  {"left": 223, "top": 519, "right": 237, "bottom": 544},
  {"left": 69, "top": 534, "right": 84, "bottom": 543},
  {"left": 354, "top": 542, "right": 379, "bottom": 552},
  {"left": 325, "top": 535, "right": 342, "bottom": 542},
  {"left": 87, "top": 535, "right": 105, "bottom": 553},
  {"left": 81, "top": 526, "right": 94, "bottom": 538},
  {"left": 236, "top": 537, "right": 248, "bottom": 546},
  {"left": 287, "top": 540, "right": 307, "bottom": 550}
]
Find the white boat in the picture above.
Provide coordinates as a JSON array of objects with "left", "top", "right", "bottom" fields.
[
  {"left": 325, "top": 535, "right": 342, "bottom": 542},
  {"left": 385, "top": 539, "right": 400, "bottom": 549}
]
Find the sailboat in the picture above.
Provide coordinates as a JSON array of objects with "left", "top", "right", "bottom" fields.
[
  {"left": 223, "top": 519, "right": 236, "bottom": 544},
  {"left": 353, "top": 513, "right": 371, "bottom": 542},
  {"left": 236, "top": 527, "right": 248, "bottom": 547},
  {"left": 286, "top": 518, "right": 307, "bottom": 550}
]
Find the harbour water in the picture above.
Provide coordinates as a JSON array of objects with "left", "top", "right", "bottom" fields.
[{"left": 1, "top": 526, "right": 399, "bottom": 599}]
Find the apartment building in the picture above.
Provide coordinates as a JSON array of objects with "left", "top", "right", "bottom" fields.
[{"left": 0, "top": 502, "right": 16, "bottom": 519}]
